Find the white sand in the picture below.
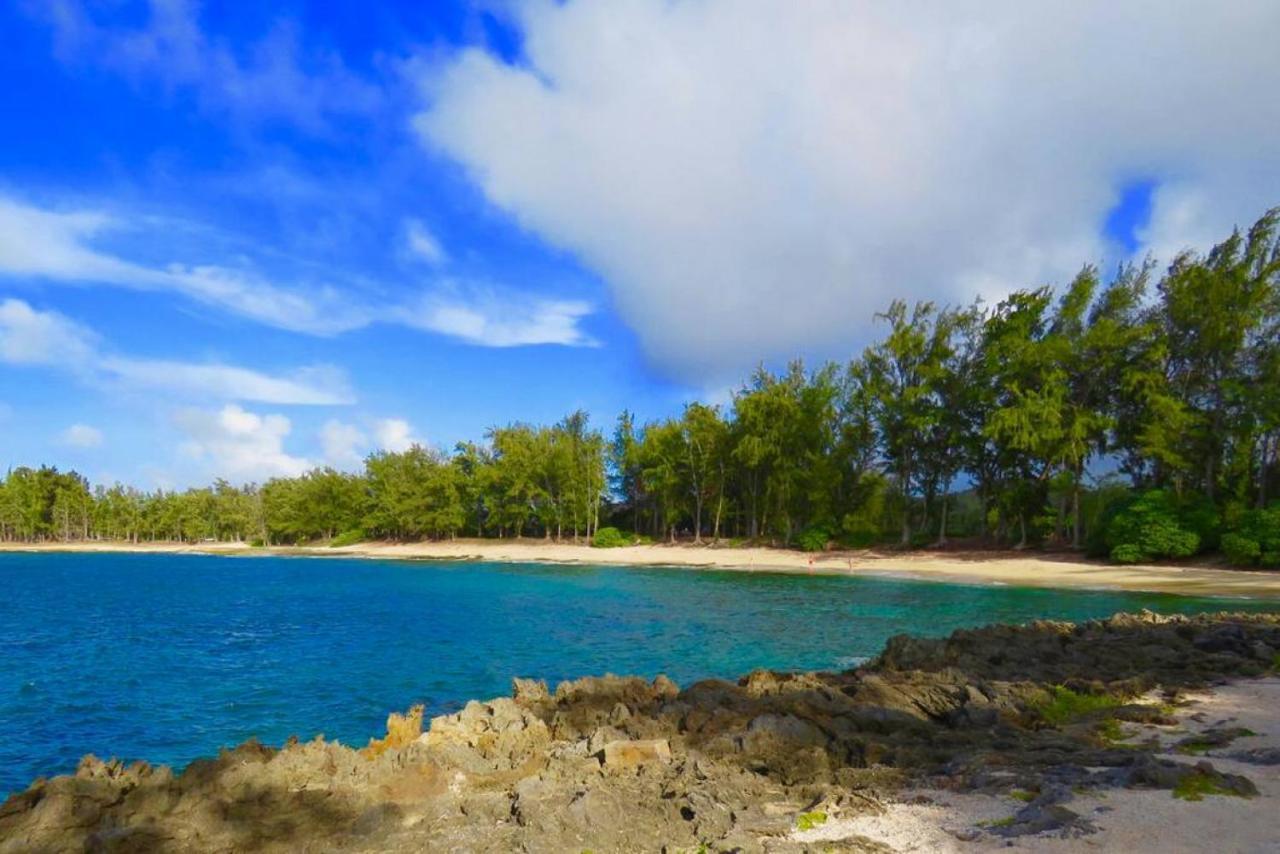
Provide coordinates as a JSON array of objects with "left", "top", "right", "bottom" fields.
[
  {"left": 795, "top": 677, "right": 1280, "bottom": 853},
  {"left": 5, "top": 538, "right": 1280, "bottom": 599}
]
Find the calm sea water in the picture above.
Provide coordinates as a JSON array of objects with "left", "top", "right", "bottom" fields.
[{"left": 1, "top": 552, "right": 1276, "bottom": 796}]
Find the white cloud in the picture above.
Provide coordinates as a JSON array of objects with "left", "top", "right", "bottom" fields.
[
  {"left": 398, "top": 287, "right": 596, "bottom": 347},
  {"left": 320, "top": 419, "right": 367, "bottom": 468},
  {"left": 59, "top": 423, "right": 103, "bottom": 448},
  {"left": 0, "top": 298, "right": 351, "bottom": 404},
  {"left": 176, "top": 404, "right": 311, "bottom": 481},
  {"left": 416, "top": 0, "right": 1280, "bottom": 379},
  {"left": 405, "top": 219, "right": 448, "bottom": 265},
  {"left": 374, "top": 418, "right": 420, "bottom": 453},
  {"left": 0, "top": 196, "right": 595, "bottom": 349},
  {"left": 0, "top": 296, "right": 98, "bottom": 366}
]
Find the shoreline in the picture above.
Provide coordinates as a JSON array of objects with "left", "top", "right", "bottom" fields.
[
  {"left": 4, "top": 611, "right": 1279, "bottom": 852},
  {"left": 4, "top": 538, "right": 1280, "bottom": 599}
]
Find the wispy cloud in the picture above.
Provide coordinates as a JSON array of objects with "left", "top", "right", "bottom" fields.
[
  {"left": 0, "top": 297, "right": 352, "bottom": 404},
  {"left": 405, "top": 219, "right": 448, "bottom": 265},
  {"left": 398, "top": 287, "right": 596, "bottom": 348},
  {"left": 0, "top": 197, "right": 368, "bottom": 334},
  {"left": 33, "top": 0, "right": 381, "bottom": 132},
  {"left": 0, "top": 195, "right": 596, "bottom": 349},
  {"left": 59, "top": 423, "right": 103, "bottom": 448}
]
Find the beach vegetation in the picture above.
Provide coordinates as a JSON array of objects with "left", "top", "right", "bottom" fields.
[
  {"left": 796, "top": 526, "right": 830, "bottom": 552},
  {"left": 1171, "top": 771, "right": 1248, "bottom": 801},
  {"left": 329, "top": 529, "right": 367, "bottom": 548},
  {"left": 1034, "top": 686, "right": 1123, "bottom": 726},
  {"left": 2, "top": 211, "right": 1278, "bottom": 564},
  {"left": 795, "top": 810, "right": 827, "bottom": 831},
  {"left": 591, "top": 527, "right": 630, "bottom": 548}
]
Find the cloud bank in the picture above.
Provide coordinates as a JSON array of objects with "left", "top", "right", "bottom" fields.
[{"left": 416, "top": 0, "right": 1280, "bottom": 379}]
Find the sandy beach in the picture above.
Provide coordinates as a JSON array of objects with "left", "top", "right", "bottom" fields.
[{"left": 4, "top": 538, "right": 1280, "bottom": 599}]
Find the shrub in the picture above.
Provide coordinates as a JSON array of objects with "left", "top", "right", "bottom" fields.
[
  {"left": 329, "top": 528, "right": 367, "bottom": 548},
  {"left": 1221, "top": 504, "right": 1280, "bottom": 567},
  {"left": 592, "top": 526, "right": 630, "bottom": 548},
  {"left": 1102, "top": 490, "right": 1201, "bottom": 563},
  {"left": 1222, "top": 532, "right": 1262, "bottom": 566},
  {"left": 796, "top": 526, "right": 830, "bottom": 552},
  {"left": 248, "top": 537, "right": 266, "bottom": 548}
]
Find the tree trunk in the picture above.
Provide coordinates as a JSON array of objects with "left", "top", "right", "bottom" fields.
[
  {"left": 936, "top": 495, "right": 948, "bottom": 546},
  {"left": 1072, "top": 461, "right": 1083, "bottom": 549},
  {"left": 712, "top": 490, "right": 724, "bottom": 542}
]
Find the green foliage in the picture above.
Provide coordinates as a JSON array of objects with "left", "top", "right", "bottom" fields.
[
  {"left": 329, "top": 529, "right": 367, "bottom": 548},
  {"left": 1102, "top": 490, "right": 1202, "bottom": 563},
  {"left": 1009, "top": 789, "right": 1036, "bottom": 803},
  {"left": 1222, "top": 533, "right": 1262, "bottom": 566},
  {"left": 1034, "top": 686, "right": 1122, "bottom": 726},
  {"left": 1171, "top": 771, "right": 1248, "bottom": 801},
  {"left": 978, "top": 816, "right": 1017, "bottom": 828},
  {"left": 1095, "top": 717, "right": 1128, "bottom": 745},
  {"left": 591, "top": 527, "right": 630, "bottom": 548},
  {"left": 796, "top": 526, "right": 830, "bottom": 552},
  {"left": 795, "top": 811, "right": 827, "bottom": 831},
  {"left": 1220, "top": 504, "right": 1280, "bottom": 567}
]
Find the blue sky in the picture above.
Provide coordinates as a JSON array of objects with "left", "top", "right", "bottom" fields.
[{"left": 1, "top": 1, "right": 1277, "bottom": 486}]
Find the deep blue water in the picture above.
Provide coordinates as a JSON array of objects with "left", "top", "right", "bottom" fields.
[{"left": 1, "top": 552, "right": 1276, "bottom": 796}]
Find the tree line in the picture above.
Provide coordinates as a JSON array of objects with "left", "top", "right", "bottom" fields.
[{"left": 2, "top": 210, "right": 1278, "bottom": 565}]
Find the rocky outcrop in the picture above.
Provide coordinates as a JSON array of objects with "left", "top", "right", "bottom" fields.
[{"left": 2, "top": 611, "right": 1278, "bottom": 852}]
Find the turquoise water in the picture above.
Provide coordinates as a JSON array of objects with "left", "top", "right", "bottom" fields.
[{"left": 1, "top": 552, "right": 1276, "bottom": 796}]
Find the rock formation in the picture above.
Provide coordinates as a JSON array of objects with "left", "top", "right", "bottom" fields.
[{"left": 2, "top": 611, "right": 1277, "bottom": 852}]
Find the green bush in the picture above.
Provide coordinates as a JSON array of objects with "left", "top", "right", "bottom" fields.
[
  {"left": 796, "top": 526, "right": 830, "bottom": 552},
  {"left": 1103, "top": 489, "right": 1201, "bottom": 563},
  {"left": 329, "top": 529, "right": 367, "bottom": 547},
  {"left": 1221, "top": 504, "right": 1280, "bottom": 567},
  {"left": 248, "top": 537, "right": 266, "bottom": 548},
  {"left": 592, "top": 526, "right": 630, "bottom": 548},
  {"left": 1221, "top": 533, "right": 1262, "bottom": 566}
]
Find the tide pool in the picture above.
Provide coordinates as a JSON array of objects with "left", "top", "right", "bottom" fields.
[{"left": 1, "top": 552, "right": 1275, "bottom": 795}]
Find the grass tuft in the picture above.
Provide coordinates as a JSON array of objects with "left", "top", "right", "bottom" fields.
[
  {"left": 1172, "top": 771, "right": 1241, "bottom": 801},
  {"left": 796, "top": 811, "right": 828, "bottom": 831},
  {"left": 1036, "top": 686, "right": 1122, "bottom": 726},
  {"left": 978, "top": 816, "right": 1017, "bottom": 828}
]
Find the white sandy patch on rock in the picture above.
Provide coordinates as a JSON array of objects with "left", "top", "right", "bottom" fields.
[{"left": 793, "top": 678, "right": 1280, "bottom": 853}]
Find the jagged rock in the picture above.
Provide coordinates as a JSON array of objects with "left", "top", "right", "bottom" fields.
[
  {"left": 992, "top": 803, "right": 1097, "bottom": 838},
  {"left": 512, "top": 677, "right": 550, "bottom": 706},
  {"left": 1227, "top": 747, "right": 1280, "bottom": 765},
  {"left": 3, "top": 611, "right": 1278, "bottom": 852}
]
